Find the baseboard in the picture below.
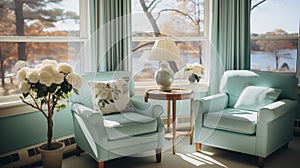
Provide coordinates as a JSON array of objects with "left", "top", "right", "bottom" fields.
[{"left": 0, "top": 135, "right": 76, "bottom": 168}]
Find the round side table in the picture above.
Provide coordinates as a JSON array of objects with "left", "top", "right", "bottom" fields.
[{"left": 144, "top": 88, "right": 194, "bottom": 154}]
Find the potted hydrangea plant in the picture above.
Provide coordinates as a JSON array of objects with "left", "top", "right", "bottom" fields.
[
  {"left": 16, "top": 59, "right": 82, "bottom": 168},
  {"left": 184, "top": 63, "right": 205, "bottom": 83}
]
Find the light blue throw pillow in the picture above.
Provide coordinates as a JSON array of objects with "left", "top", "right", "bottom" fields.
[{"left": 234, "top": 86, "right": 282, "bottom": 111}]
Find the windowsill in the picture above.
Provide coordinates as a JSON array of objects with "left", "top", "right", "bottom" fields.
[{"left": 0, "top": 100, "right": 37, "bottom": 118}]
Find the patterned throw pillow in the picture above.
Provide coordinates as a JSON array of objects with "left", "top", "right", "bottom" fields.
[{"left": 88, "top": 77, "right": 134, "bottom": 115}]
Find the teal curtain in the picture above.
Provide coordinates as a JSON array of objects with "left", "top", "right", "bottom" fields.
[
  {"left": 209, "top": 0, "right": 251, "bottom": 94},
  {"left": 89, "top": 0, "right": 99, "bottom": 72},
  {"left": 98, "top": 0, "right": 132, "bottom": 72}
]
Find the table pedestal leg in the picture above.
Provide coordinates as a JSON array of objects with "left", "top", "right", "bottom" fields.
[
  {"left": 190, "top": 98, "right": 194, "bottom": 144},
  {"left": 172, "top": 100, "right": 176, "bottom": 154},
  {"left": 167, "top": 100, "right": 171, "bottom": 132}
]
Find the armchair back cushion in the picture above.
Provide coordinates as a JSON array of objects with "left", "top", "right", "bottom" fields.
[
  {"left": 71, "top": 71, "right": 134, "bottom": 110},
  {"left": 219, "top": 70, "right": 298, "bottom": 107}
]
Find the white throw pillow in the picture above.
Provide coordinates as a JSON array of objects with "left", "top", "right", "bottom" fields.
[{"left": 234, "top": 86, "right": 281, "bottom": 111}]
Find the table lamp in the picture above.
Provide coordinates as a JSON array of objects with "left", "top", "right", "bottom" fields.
[{"left": 148, "top": 39, "right": 180, "bottom": 91}]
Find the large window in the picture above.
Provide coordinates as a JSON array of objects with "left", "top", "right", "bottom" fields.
[
  {"left": 0, "top": 0, "right": 90, "bottom": 99},
  {"left": 131, "top": 0, "right": 209, "bottom": 84},
  {"left": 250, "top": 0, "right": 299, "bottom": 75}
]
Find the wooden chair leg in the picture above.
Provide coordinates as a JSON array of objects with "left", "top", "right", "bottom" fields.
[
  {"left": 98, "top": 161, "right": 104, "bottom": 168},
  {"left": 155, "top": 148, "right": 162, "bottom": 163},
  {"left": 196, "top": 143, "right": 201, "bottom": 152},
  {"left": 258, "top": 157, "right": 264, "bottom": 168},
  {"left": 76, "top": 145, "right": 83, "bottom": 156}
]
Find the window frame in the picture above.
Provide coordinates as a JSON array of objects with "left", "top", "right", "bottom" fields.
[
  {"left": 250, "top": 0, "right": 300, "bottom": 83},
  {"left": 0, "top": 0, "right": 91, "bottom": 115},
  {"left": 250, "top": 33, "right": 300, "bottom": 82},
  {"left": 131, "top": 0, "right": 211, "bottom": 95}
]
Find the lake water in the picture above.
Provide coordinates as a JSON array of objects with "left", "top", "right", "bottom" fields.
[
  {"left": 251, "top": 49, "right": 297, "bottom": 71},
  {"left": 132, "top": 49, "right": 298, "bottom": 75}
]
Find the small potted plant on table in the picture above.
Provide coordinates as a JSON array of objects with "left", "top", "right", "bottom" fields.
[{"left": 184, "top": 63, "right": 205, "bottom": 84}]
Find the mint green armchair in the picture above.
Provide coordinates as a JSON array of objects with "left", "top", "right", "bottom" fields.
[
  {"left": 193, "top": 70, "right": 298, "bottom": 167},
  {"left": 71, "top": 71, "right": 165, "bottom": 168}
]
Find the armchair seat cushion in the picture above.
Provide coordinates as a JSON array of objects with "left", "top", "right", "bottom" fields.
[
  {"left": 104, "top": 112, "right": 158, "bottom": 140},
  {"left": 203, "top": 108, "right": 257, "bottom": 135}
]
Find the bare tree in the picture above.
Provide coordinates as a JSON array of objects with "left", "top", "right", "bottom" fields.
[
  {"left": 256, "top": 29, "right": 294, "bottom": 70},
  {"left": 137, "top": 0, "right": 205, "bottom": 72},
  {"left": 0, "top": 0, "right": 79, "bottom": 61},
  {"left": 251, "top": 0, "right": 267, "bottom": 11}
]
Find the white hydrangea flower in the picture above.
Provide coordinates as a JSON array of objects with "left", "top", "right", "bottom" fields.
[
  {"left": 19, "top": 81, "right": 31, "bottom": 94},
  {"left": 53, "top": 71, "right": 65, "bottom": 84},
  {"left": 66, "top": 73, "right": 72, "bottom": 85},
  {"left": 72, "top": 73, "right": 82, "bottom": 89},
  {"left": 26, "top": 69, "right": 39, "bottom": 83},
  {"left": 184, "top": 69, "right": 193, "bottom": 76},
  {"left": 14, "top": 60, "right": 29, "bottom": 73},
  {"left": 186, "top": 63, "right": 193, "bottom": 69},
  {"left": 57, "top": 63, "right": 73, "bottom": 74},
  {"left": 41, "top": 59, "right": 58, "bottom": 68},
  {"left": 193, "top": 66, "right": 204, "bottom": 76},
  {"left": 39, "top": 71, "right": 54, "bottom": 87},
  {"left": 17, "top": 67, "right": 30, "bottom": 82},
  {"left": 39, "top": 64, "right": 56, "bottom": 74}
]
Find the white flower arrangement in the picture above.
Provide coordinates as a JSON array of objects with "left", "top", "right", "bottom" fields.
[
  {"left": 184, "top": 63, "right": 205, "bottom": 83},
  {"left": 13, "top": 60, "right": 30, "bottom": 73},
  {"left": 17, "top": 59, "right": 82, "bottom": 150}
]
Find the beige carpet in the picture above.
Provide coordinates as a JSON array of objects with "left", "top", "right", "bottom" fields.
[{"left": 37, "top": 134, "right": 300, "bottom": 168}]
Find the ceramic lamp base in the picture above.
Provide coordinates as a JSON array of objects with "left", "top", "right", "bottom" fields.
[{"left": 155, "top": 62, "right": 174, "bottom": 92}]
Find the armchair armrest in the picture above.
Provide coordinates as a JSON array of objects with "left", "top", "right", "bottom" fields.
[
  {"left": 130, "top": 98, "right": 164, "bottom": 118},
  {"left": 71, "top": 103, "right": 108, "bottom": 146},
  {"left": 256, "top": 99, "right": 297, "bottom": 155},
  {"left": 193, "top": 93, "right": 228, "bottom": 117},
  {"left": 258, "top": 99, "right": 298, "bottom": 122}
]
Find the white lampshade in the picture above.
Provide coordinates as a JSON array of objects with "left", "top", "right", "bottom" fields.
[
  {"left": 148, "top": 39, "right": 180, "bottom": 61},
  {"left": 148, "top": 39, "right": 180, "bottom": 91}
]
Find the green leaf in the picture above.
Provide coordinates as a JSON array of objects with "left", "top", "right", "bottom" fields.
[
  {"left": 73, "top": 88, "right": 79, "bottom": 95},
  {"left": 60, "top": 104, "right": 66, "bottom": 110},
  {"left": 61, "top": 82, "right": 70, "bottom": 94},
  {"left": 41, "top": 99, "right": 46, "bottom": 106},
  {"left": 23, "top": 92, "right": 29, "bottom": 98},
  {"left": 37, "top": 84, "right": 48, "bottom": 98},
  {"left": 48, "top": 84, "right": 57, "bottom": 93}
]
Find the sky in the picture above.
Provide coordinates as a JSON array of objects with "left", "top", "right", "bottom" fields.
[
  {"left": 51, "top": 0, "right": 300, "bottom": 34},
  {"left": 251, "top": 0, "right": 300, "bottom": 34},
  {"left": 131, "top": 0, "right": 300, "bottom": 34}
]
